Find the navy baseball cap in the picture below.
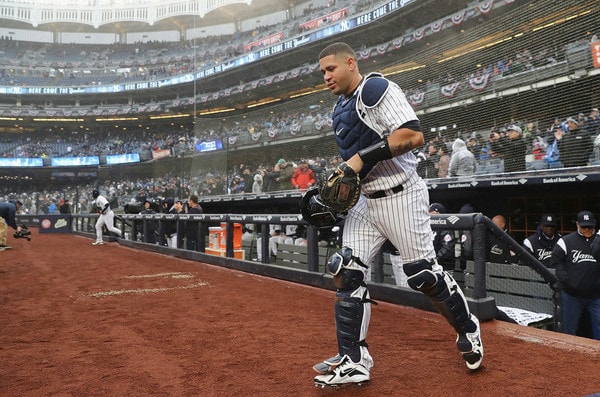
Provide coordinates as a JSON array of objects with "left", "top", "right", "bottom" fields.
[
  {"left": 539, "top": 214, "right": 556, "bottom": 227},
  {"left": 429, "top": 203, "right": 446, "bottom": 213},
  {"left": 576, "top": 211, "right": 596, "bottom": 227}
]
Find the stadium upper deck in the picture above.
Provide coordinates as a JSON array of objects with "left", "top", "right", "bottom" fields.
[{"left": 0, "top": 0, "right": 598, "bottom": 187}]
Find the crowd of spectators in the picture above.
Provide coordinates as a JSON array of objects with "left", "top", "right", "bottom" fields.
[
  {"left": 1, "top": 100, "right": 598, "bottom": 166},
  {"left": 0, "top": 153, "right": 337, "bottom": 216},
  {"left": 1, "top": 102, "right": 599, "bottom": 220},
  {"left": 0, "top": 0, "right": 359, "bottom": 87},
  {"left": 0, "top": 105, "right": 327, "bottom": 158}
]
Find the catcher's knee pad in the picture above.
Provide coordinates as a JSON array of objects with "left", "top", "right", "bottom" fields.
[
  {"left": 404, "top": 259, "right": 440, "bottom": 295},
  {"left": 328, "top": 247, "right": 368, "bottom": 290},
  {"left": 335, "top": 287, "right": 371, "bottom": 363}
]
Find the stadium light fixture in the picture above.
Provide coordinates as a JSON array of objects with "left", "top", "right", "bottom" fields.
[
  {"left": 149, "top": 114, "right": 190, "bottom": 119},
  {"left": 246, "top": 98, "right": 281, "bottom": 108},
  {"left": 95, "top": 117, "right": 138, "bottom": 121},
  {"left": 33, "top": 118, "right": 84, "bottom": 122},
  {"left": 197, "top": 108, "right": 236, "bottom": 115}
]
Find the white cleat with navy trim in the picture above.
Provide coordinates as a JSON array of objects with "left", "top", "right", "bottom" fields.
[
  {"left": 456, "top": 314, "right": 484, "bottom": 370},
  {"left": 314, "top": 355, "right": 370, "bottom": 387}
]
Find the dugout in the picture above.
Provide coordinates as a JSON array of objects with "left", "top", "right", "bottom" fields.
[{"left": 64, "top": 210, "right": 562, "bottom": 330}]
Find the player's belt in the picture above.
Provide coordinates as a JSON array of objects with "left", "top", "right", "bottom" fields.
[{"left": 364, "top": 183, "right": 404, "bottom": 199}]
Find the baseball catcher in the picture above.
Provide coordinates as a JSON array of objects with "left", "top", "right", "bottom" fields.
[{"left": 311, "top": 42, "right": 483, "bottom": 388}]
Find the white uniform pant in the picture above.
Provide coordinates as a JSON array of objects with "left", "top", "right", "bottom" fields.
[
  {"left": 95, "top": 210, "right": 121, "bottom": 243},
  {"left": 167, "top": 233, "right": 178, "bottom": 248}
]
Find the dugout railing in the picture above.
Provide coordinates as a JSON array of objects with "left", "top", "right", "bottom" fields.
[{"left": 19, "top": 211, "right": 561, "bottom": 328}]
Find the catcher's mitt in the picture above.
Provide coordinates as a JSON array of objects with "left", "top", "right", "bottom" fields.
[
  {"left": 319, "top": 162, "right": 360, "bottom": 212},
  {"left": 299, "top": 187, "right": 346, "bottom": 228}
]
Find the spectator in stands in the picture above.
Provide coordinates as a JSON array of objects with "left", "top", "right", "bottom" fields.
[
  {"left": 546, "top": 117, "right": 562, "bottom": 139},
  {"left": 523, "top": 214, "right": 561, "bottom": 268},
  {"left": 522, "top": 122, "right": 539, "bottom": 149},
  {"left": 478, "top": 147, "right": 490, "bottom": 161},
  {"left": 309, "top": 158, "right": 328, "bottom": 181},
  {"left": 274, "top": 159, "right": 294, "bottom": 191},
  {"left": 544, "top": 122, "right": 566, "bottom": 165},
  {"left": 556, "top": 117, "right": 593, "bottom": 168},
  {"left": 488, "top": 214, "right": 518, "bottom": 264},
  {"left": 229, "top": 175, "right": 246, "bottom": 194},
  {"left": 429, "top": 203, "right": 457, "bottom": 273},
  {"left": 587, "top": 108, "right": 600, "bottom": 137},
  {"left": 436, "top": 144, "right": 450, "bottom": 178},
  {"left": 291, "top": 160, "right": 315, "bottom": 191},
  {"left": 551, "top": 210, "right": 600, "bottom": 340},
  {"left": 466, "top": 137, "right": 481, "bottom": 157},
  {"left": 58, "top": 198, "right": 71, "bottom": 214},
  {"left": 109, "top": 193, "right": 119, "bottom": 209},
  {"left": 252, "top": 171, "right": 264, "bottom": 194},
  {"left": 416, "top": 143, "right": 438, "bottom": 179},
  {"left": 576, "top": 112, "right": 588, "bottom": 133},
  {"left": 531, "top": 137, "right": 546, "bottom": 160},
  {"left": 448, "top": 138, "right": 476, "bottom": 177},
  {"left": 488, "top": 124, "right": 527, "bottom": 172}
]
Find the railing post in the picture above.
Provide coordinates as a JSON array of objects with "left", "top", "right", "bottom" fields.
[
  {"left": 225, "top": 219, "right": 234, "bottom": 258},
  {"left": 260, "top": 223, "right": 270, "bottom": 264},
  {"left": 472, "top": 214, "right": 488, "bottom": 300},
  {"left": 306, "top": 225, "right": 319, "bottom": 272}
]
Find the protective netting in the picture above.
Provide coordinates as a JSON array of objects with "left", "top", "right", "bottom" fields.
[{"left": 0, "top": 0, "right": 598, "bottom": 218}]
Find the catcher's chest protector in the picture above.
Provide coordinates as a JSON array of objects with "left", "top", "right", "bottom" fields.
[{"left": 332, "top": 79, "right": 384, "bottom": 179}]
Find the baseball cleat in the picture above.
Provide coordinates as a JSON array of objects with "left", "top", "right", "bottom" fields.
[
  {"left": 456, "top": 314, "right": 483, "bottom": 370},
  {"left": 92, "top": 241, "right": 104, "bottom": 246},
  {"left": 313, "top": 354, "right": 344, "bottom": 374},
  {"left": 314, "top": 355, "right": 370, "bottom": 387}
]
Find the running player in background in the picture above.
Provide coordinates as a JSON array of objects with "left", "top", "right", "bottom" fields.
[
  {"left": 91, "top": 189, "right": 122, "bottom": 246},
  {"left": 313, "top": 42, "right": 483, "bottom": 387}
]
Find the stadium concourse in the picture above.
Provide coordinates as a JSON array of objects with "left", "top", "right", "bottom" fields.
[{"left": 2, "top": 228, "right": 600, "bottom": 397}]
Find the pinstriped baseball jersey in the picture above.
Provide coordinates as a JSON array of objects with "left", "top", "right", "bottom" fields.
[
  {"left": 356, "top": 73, "right": 419, "bottom": 194},
  {"left": 93, "top": 195, "right": 109, "bottom": 211},
  {"left": 335, "top": 73, "right": 438, "bottom": 269}
]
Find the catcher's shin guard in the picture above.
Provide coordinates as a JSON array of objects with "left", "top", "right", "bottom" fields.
[
  {"left": 313, "top": 281, "right": 373, "bottom": 374},
  {"left": 403, "top": 259, "right": 476, "bottom": 335},
  {"left": 314, "top": 248, "right": 374, "bottom": 373},
  {"left": 335, "top": 286, "right": 371, "bottom": 363},
  {"left": 404, "top": 259, "right": 483, "bottom": 369}
]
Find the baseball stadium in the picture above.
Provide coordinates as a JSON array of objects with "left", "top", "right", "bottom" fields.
[{"left": 1, "top": 0, "right": 600, "bottom": 395}]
